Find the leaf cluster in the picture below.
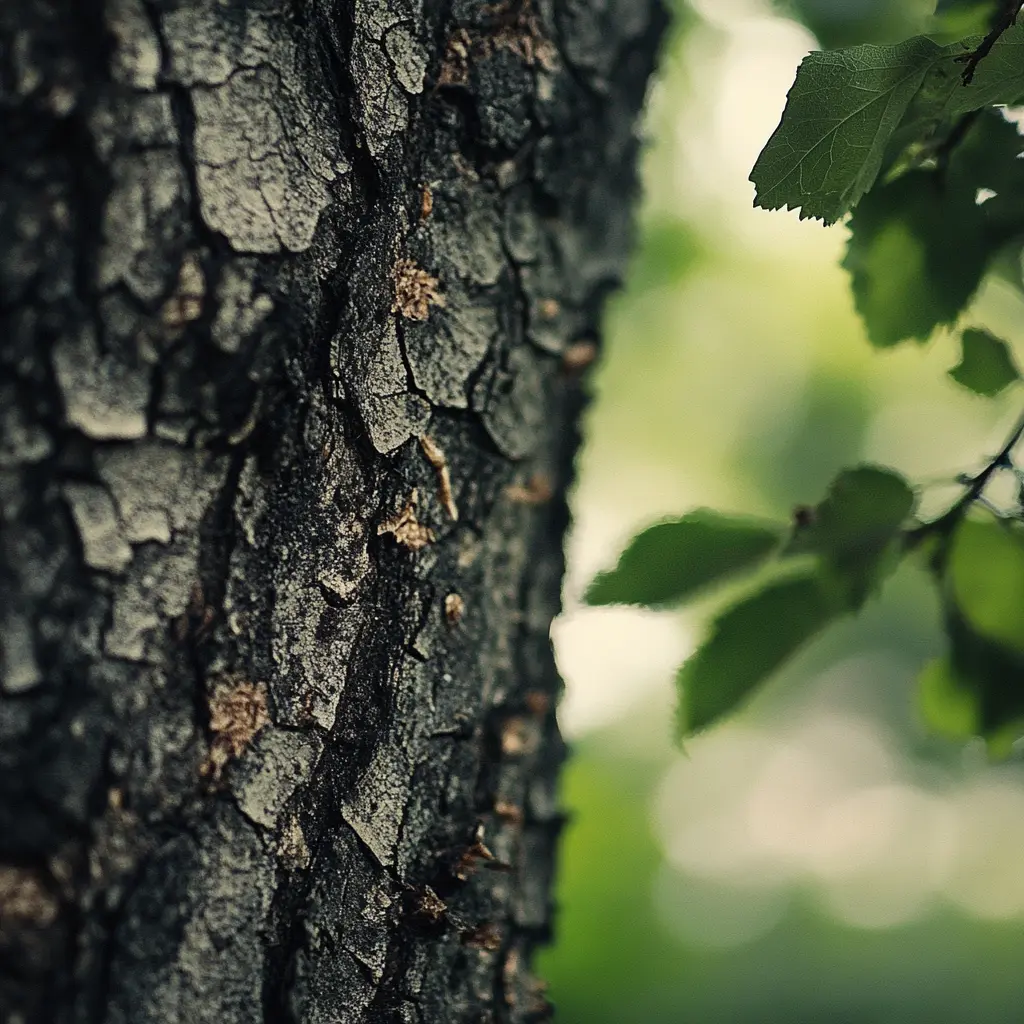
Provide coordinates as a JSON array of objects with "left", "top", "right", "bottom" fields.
[
  {"left": 588, "top": 456, "right": 1024, "bottom": 745},
  {"left": 591, "top": 6, "right": 1024, "bottom": 750},
  {"left": 752, "top": 12, "right": 1024, "bottom": 349}
]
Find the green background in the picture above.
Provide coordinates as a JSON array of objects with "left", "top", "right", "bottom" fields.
[{"left": 539, "top": 1, "right": 1024, "bottom": 1019}]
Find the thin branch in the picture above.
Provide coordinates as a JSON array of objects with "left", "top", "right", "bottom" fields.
[
  {"left": 952, "top": 407, "right": 1024, "bottom": 506},
  {"left": 908, "top": 406, "right": 1024, "bottom": 546},
  {"left": 956, "top": 0, "right": 1024, "bottom": 85}
]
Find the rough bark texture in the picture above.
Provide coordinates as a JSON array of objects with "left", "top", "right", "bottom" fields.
[{"left": 0, "top": 1, "right": 663, "bottom": 1021}]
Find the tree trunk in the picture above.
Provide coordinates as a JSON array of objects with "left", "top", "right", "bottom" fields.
[{"left": 0, "top": 1, "right": 663, "bottom": 1020}]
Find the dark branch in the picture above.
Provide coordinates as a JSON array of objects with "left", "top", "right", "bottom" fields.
[
  {"left": 954, "top": 407, "right": 1024, "bottom": 508},
  {"left": 908, "top": 406, "right": 1024, "bottom": 547},
  {"left": 956, "top": 0, "right": 1024, "bottom": 85}
]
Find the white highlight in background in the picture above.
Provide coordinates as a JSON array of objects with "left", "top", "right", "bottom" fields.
[
  {"left": 651, "top": 711, "right": 1024, "bottom": 937},
  {"left": 553, "top": 606, "right": 692, "bottom": 738}
]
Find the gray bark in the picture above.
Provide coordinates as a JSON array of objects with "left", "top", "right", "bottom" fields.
[{"left": 0, "top": 1, "right": 663, "bottom": 1021}]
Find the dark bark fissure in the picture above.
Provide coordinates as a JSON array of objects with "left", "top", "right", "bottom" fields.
[{"left": 1, "top": 0, "right": 665, "bottom": 1021}]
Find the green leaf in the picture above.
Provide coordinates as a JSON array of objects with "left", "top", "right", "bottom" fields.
[
  {"left": 940, "top": 599, "right": 1024, "bottom": 737},
  {"left": 949, "top": 328, "right": 1021, "bottom": 396},
  {"left": 915, "top": 582, "right": 1024, "bottom": 745},
  {"left": 787, "top": 465, "right": 916, "bottom": 604},
  {"left": 751, "top": 37, "right": 943, "bottom": 224},
  {"left": 917, "top": 656, "right": 979, "bottom": 738},
  {"left": 943, "top": 23, "right": 1024, "bottom": 116},
  {"left": 941, "top": 108, "right": 1024, "bottom": 239},
  {"left": 843, "top": 111, "right": 1024, "bottom": 347},
  {"left": 983, "top": 721, "right": 1024, "bottom": 759},
  {"left": 585, "top": 511, "right": 784, "bottom": 609},
  {"left": 750, "top": 23, "right": 1024, "bottom": 225},
  {"left": 923, "top": 104, "right": 1024, "bottom": 208},
  {"left": 931, "top": 1, "right": 996, "bottom": 42},
  {"left": 677, "top": 570, "right": 843, "bottom": 736},
  {"left": 806, "top": 465, "right": 917, "bottom": 552},
  {"left": 843, "top": 172, "right": 989, "bottom": 347},
  {"left": 948, "top": 517, "right": 1024, "bottom": 654},
  {"left": 889, "top": 31, "right": 1024, "bottom": 143}
]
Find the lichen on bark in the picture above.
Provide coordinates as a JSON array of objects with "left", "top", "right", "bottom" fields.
[{"left": 0, "top": 0, "right": 665, "bottom": 1021}]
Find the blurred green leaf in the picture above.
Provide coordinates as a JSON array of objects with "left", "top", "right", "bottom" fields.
[
  {"left": 949, "top": 328, "right": 1021, "bottom": 396},
  {"left": 586, "top": 511, "right": 784, "bottom": 609},
  {"left": 843, "top": 111, "right": 1024, "bottom": 348},
  {"left": 931, "top": 0, "right": 996, "bottom": 41},
  {"left": 917, "top": 655, "right": 979, "bottom": 737},
  {"left": 787, "top": 465, "right": 916, "bottom": 604},
  {"left": 798, "top": 465, "right": 916, "bottom": 554},
  {"left": 983, "top": 718, "right": 1024, "bottom": 757},
  {"left": 943, "top": 110, "right": 1024, "bottom": 243},
  {"left": 843, "top": 173, "right": 988, "bottom": 346},
  {"left": 938, "top": 598, "right": 1024, "bottom": 737},
  {"left": 934, "top": 0, "right": 991, "bottom": 12},
  {"left": 948, "top": 517, "right": 1024, "bottom": 654},
  {"left": 677, "top": 570, "right": 843, "bottom": 736},
  {"left": 787, "top": 0, "right": 934, "bottom": 49},
  {"left": 917, "top": 574, "right": 1024, "bottom": 743}
]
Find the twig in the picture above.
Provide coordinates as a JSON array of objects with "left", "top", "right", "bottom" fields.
[
  {"left": 956, "top": 0, "right": 1024, "bottom": 85},
  {"left": 908, "top": 407, "right": 1024, "bottom": 546},
  {"left": 947, "top": 408, "right": 1024, "bottom": 511}
]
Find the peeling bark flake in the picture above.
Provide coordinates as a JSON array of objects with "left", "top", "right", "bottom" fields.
[
  {"left": 376, "top": 490, "right": 435, "bottom": 551},
  {"left": 419, "top": 434, "right": 459, "bottom": 521}
]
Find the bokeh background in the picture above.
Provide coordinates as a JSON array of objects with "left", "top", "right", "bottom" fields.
[{"left": 538, "top": 1, "right": 1024, "bottom": 1020}]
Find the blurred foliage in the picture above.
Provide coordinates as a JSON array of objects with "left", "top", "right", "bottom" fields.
[
  {"left": 542, "top": 740, "right": 1024, "bottom": 1023},
  {"left": 779, "top": 0, "right": 994, "bottom": 46},
  {"left": 596, "top": 1, "right": 1024, "bottom": 744},
  {"left": 541, "top": 0, "right": 1024, "bottom": 1020},
  {"left": 781, "top": 0, "right": 932, "bottom": 47},
  {"left": 949, "top": 328, "right": 1022, "bottom": 396}
]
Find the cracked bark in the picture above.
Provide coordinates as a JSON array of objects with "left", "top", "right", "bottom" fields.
[{"left": 0, "top": 1, "right": 664, "bottom": 1021}]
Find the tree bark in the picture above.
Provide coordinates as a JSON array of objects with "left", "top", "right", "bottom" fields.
[{"left": 0, "top": 1, "right": 663, "bottom": 1021}]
